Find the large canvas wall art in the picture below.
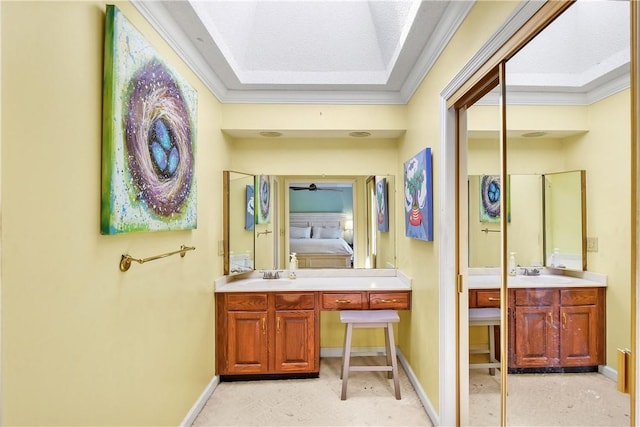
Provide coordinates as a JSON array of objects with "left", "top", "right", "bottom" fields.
[
  {"left": 404, "top": 148, "right": 433, "bottom": 241},
  {"left": 101, "top": 5, "right": 197, "bottom": 234}
]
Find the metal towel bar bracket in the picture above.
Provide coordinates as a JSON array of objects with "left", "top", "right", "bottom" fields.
[{"left": 119, "top": 245, "right": 195, "bottom": 272}]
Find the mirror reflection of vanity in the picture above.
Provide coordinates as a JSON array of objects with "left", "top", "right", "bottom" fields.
[
  {"left": 468, "top": 170, "right": 586, "bottom": 271},
  {"left": 223, "top": 172, "right": 396, "bottom": 275}
]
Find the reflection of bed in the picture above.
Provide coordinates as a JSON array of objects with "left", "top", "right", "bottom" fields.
[{"left": 290, "top": 213, "right": 353, "bottom": 269}]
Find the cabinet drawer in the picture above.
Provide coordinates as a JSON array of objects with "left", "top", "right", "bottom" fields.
[
  {"left": 475, "top": 290, "right": 501, "bottom": 308},
  {"left": 225, "top": 293, "right": 268, "bottom": 311},
  {"left": 514, "top": 288, "right": 556, "bottom": 306},
  {"left": 275, "top": 292, "right": 316, "bottom": 310},
  {"left": 560, "top": 288, "right": 599, "bottom": 306},
  {"left": 369, "top": 292, "right": 411, "bottom": 310},
  {"left": 321, "top": 292, "right": 365, "bottom": 310}
]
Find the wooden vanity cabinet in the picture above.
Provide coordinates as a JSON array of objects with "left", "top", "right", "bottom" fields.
[
  {"left": 509, "top": 287, "right": 605, "bottom": 370},
  {"left": 558, "top": 288, "right": 605, "bottom": 367},
  {"left": 511, "top": 288, "right": 559, "bottom": 368},
  {"left": 216, "top": 292, "right": 319, "bottom": 377},
  {"left": 321, "top": 291, "right": 411, "bottom": 310}
]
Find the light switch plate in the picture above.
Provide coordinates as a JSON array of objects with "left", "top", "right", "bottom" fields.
[{"left": 586, "top": 237, "right": 598, "bottom": 252}]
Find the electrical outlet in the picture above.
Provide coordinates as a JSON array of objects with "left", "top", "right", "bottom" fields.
[{"left": 586, "top": 237, "right": 598, "bottom": 252}]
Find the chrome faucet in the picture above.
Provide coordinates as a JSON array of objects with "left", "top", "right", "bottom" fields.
[
  {"left": 521, "top": 267, "right": 541, "bottom": 276},
  {"left": 261, "top": 270, "right": 282, "bottom": 279}
]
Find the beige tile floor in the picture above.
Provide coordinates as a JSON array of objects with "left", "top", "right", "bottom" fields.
[{"left": 192, "top": 356, "right": 433, "bottom": 426}]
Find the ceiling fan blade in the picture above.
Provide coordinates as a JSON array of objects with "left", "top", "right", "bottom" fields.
[{"left": 289, "top": 183, "right": 343, "bottom": 191}]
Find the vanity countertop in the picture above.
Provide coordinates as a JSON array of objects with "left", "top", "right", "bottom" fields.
[
  {"left": 215, "top": 269, "right": 411, "bottom": 293},
  {"left": 468, "top": 268, "right": 606, "bottom": 289}
]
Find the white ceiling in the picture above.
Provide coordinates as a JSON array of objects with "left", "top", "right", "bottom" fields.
[{"left": 132, "top": 1, "right": 630, "bottom": 107}]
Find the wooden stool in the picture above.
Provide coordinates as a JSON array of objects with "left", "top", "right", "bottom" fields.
[
  {"left": 339, "top": 310, "right": 401, "bottom": 400},
  {"left": 469, "top": 308, "right": 501, "bottom": 375}
]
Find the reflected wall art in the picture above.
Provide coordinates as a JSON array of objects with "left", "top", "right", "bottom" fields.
[
  {"left": 256, "top": 175, "right": 271, "bottom": 224},
  {"left": 245, "top": 185, "right": 254, "bottom": 231},
  {"left": 404, "top": 148, "right": 433, "bottom": 241},
  {"left": 479, "top": 175, "right": 510, "bottom": 223},
  {"left": 376, "top": 177, "right": 389, "bottom": 232},
  {"left": 101, "top": 5, "right": 197, "bottom": 234}
]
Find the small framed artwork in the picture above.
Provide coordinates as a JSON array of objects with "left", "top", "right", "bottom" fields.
[
  {"left": 404, "top": 148, "right": 433, "bottom": 241},
  {"left": 245, "top": 185, "right": 254, "bottom": 231},
  {"left": 256, "top": 175, "right": 271, "bottom": 224},
  {"left": 376, "top": 177, "right": 389, "bottom": 232}
]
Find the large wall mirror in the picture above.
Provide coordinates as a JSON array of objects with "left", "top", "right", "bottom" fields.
[
  {"left": 468, "top": 171, "right": 586, "bottom": 271},
  {"left": 280, "top": 175, "right": 395, "bottom": 270},
  {"left": 224, "top": 172, "right": 396, "bottom": 273}
]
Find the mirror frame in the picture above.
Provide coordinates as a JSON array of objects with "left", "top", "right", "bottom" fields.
[
  {"left": 542, "top": 169, "right": 587, "bottom": 271},
  {"left": 223, "top": 170, "right": 256, "bottom": 276}
]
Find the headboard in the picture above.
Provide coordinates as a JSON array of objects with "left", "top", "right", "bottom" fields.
[{"left": 290, "top": 212, "right": 350, "bottom": 231}]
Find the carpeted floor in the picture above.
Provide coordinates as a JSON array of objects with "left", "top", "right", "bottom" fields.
[
  {"left": 192, "top": 356, "right": 433, "bottom": 426},
  {"left": 469, "top": 370, "right": 631, "bottom": 426}
]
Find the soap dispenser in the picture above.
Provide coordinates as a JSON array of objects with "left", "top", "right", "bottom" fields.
[
  {"left": 508, "top": 252, "right": 517, "bottom": 276},
  {"left": 550, "top": 248, "right": 559, "bottom": 267},
  {"left": 289, "top": 253, "right": 298, "bottom": 279}
]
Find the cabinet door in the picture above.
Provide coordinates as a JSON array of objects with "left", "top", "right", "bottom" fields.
[
  {"left": 274, "top": 310, "right": 317, "bottom": 372},
  {"left": 513, "top": 306, "right": 559, "bottom": 367},
  {"left": 226, "top": 311, "right": 269, "bottom": 374},
  {"left": 560, "top": 305, "right": 600, "bottom": 366}
]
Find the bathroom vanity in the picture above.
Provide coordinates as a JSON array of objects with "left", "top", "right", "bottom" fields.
[
  {"left": 214, "top": 271, "right": 411, "bottom": 378},
  {"left": 469, "top": 273, "right": 606, "bottom": 372}
]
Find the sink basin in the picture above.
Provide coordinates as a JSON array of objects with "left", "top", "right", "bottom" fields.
[
  {"left": 511, "top": 275, "right": 573, "bottom": 285},
  {"left": 244, "top": 279, "right": 293, "bottom": 287}
]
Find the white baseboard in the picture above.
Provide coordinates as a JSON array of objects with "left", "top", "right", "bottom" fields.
[
  {"left": 180, "top": 375, "right": 220, "bottom": 427},
  {"left": 599, "top": 364, "right": 618, "bottom": 383},
  {"left": 320, "top": 346, "right": 439, "bottom": 426},
  {"left": 396, "top": 348, "right": 439, "bottom": 426}
]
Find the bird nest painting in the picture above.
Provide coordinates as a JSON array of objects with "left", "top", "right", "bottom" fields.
[{"left": 101, "top": 5, "right": 197, "bottom": 234}]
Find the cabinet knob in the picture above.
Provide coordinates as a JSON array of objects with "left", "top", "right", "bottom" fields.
[
  {"left": 335, "top": 299, "right": 351, "bottom": 304},
  {"left": 487, "top": 297, "right": 500, "bottom": 302},
  {"left": 379, "top": 299, "right": 397, "bottom": 303}
]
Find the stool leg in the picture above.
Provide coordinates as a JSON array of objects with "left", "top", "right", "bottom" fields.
[
  {"left": 341, "top": 323, "right": 353, "bottom": 400},
  {"left": 340, "top": 323, "right": 348, "bottom": 380},
  {"left": 488, "top": 324, "right": 496, "bottom": 376},
  {"left": 386, "top": 322, "right": 401, "bottom": 400},
  {"left": 384, "top": 325, "right": 392, "bottom": 379}
]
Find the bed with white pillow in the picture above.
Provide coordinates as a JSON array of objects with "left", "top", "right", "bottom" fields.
[{"left": 289, "top": 212, "right": 353, "bottom": 268}]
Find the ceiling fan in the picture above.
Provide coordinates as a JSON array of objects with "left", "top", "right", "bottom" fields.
[{"left": 290, "top": 183, "right": 342, "bottom": 192}]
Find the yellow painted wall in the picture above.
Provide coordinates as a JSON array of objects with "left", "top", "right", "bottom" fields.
[
  {"left": 397, "top": 0, "right": 521, "bottom": 411},
  {"left": 1, "top": 1, "right": 226, "bottom": 425},
  {"left": 563, "top": 90, "right": 632, "bottom": 367}
]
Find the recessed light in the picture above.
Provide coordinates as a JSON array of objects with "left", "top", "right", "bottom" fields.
[
  {"left": 349, "top": 131, "right": 371, "bottom": 138},
  {"left": 522, "top": 131, "right": 547, "bottom": 138},
  {"left": 259, "top": 131, "right": 283, "bottom": 138}
]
